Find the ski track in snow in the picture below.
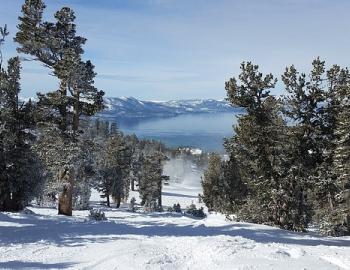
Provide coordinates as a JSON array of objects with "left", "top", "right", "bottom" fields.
[{"left": 1, "top": 184, "right": 350, "bottom": 270}]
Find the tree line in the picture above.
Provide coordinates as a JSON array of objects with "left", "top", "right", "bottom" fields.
[
  {"left": 0, "top": 0, "right": 168, "bottom": 215},
  {"left": 202, "top": 60, "right": 350, "bottom": 236}
]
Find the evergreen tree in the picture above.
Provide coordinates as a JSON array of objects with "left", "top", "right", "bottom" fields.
[
  {"left": 15, "top": 1, "right": 104, "bottom": 132},
  {"left": 34, "top": 127, "right": 95, "bottom": 213},
  {"left": 225, "top": 62, "right": 277, "bottom": 222},
  {"left": 282, "top": 58, "right": 327, "bottom": 171},
  {"left": 0, "top": 25, "right": 9, "bottom": 68},
  {"left": 139, "top": 151, "right": 167, "bottom": 211},
  {"left": 96, "top": 128, "right": 132, "bottom": 208},
  {"left": 0, "top": 30, "right": 44, "bottom": 211},
  {"left": 311, "top": 65, "right": 349, "bottom": 215},
  {"left": 281, "top": 59, "right": 345, "bottom": 232},
  {"left": 126, "top": 134, "right": 142, "bottom": 191},
  {"left": 201, "top": 153, "right": 223, "bottom": 211},
  {"left": 225, "top": 62, "right": 309, "bottom": 230},
  {"left": 202, "top": 153, "right": 246, "bottom": 213},
  {"left": 15, "top": 0, "right": 104, "bottom": 215},
  {"left": 220, "top": 156, "right": 247, "bottom": 213},
  {"left": 323, "top": 68, "right": 350, "bottom": 236}
]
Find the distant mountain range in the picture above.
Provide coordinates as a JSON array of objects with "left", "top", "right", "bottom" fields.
[{"left": 99, "top": 97, "right": 241, "bottom": 118}]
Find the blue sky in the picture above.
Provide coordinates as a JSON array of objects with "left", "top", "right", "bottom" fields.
[{"left": 1, "top": 0, "right": 350, "bottom": 100}]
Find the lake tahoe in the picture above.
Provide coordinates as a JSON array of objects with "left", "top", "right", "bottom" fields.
[{"left": 113, "top": 112, "right": 239, "bottom": 152}]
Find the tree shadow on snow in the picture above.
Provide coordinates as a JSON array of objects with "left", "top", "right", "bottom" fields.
[
  {"left": 162, "top": 192, "right": 198, "bottom": 199},
  {"left": 0, "top": 211, "right": 350, "bottom": 248},
  {"left": 0, "top": 260, "right": 75, "bottom": 269}
]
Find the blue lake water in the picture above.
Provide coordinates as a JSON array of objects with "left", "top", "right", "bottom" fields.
[{"left": 113, "top": 113, "right": 239, "bottom": 153}]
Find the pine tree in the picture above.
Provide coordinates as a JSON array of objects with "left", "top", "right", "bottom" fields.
[
  {"left": 281, "top": 59, "right": 343, "bottom": 232},
  {"left": 0, "top": 25, "right": 9, "bottom": 68},
  {"left": 96, "top": 128, "right": 132, "bottom": 208},
  {"left": 325, "top": 70, "right": 350, "bottom": 236},
  {"left": 311, "top": 65, "right": 349, "bottom": 214},
  {"left": 125, "top": 134, "right": 141, "bottom": 191},
  {"left": 72, "top": 130, "right": 95, "bottom": 210},
  {"left": 15, "top": 0, "right": 104, "bottom": 215},
  {"left": 225, "top": 62, "right": 309, "bottom": 230},
  {"left": 282, "top": 58, "right": 327, "bottom": 171},
  {"left": 225, "top": 62, "right": 277, "bottom": 222},
  {"left": 220, "top": 156, "right": 247, "bottom": 213},
  {"left": 201, "top": 153, "right": 223, "bottom": 211},
  {"left": 201, "top": 153, "right": 246, "bottom": 214},
  {"left": 0, "top": 30, "right": 44, "bottom": 211},
  {"left": 139, "top": 151, "right": 167, "bottom": 211}
]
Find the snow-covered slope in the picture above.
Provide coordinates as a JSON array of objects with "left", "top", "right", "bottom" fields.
[
  {"left": 101, "top": 97, "right": 241, "bottom": 118},
  {"left": 1, "top": 182, "right": 350, "bottom": 269}
]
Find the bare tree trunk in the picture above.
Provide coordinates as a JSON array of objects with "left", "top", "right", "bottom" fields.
[
  {"left": 115, "top": 195, "right": 121, "bottom": 208},
  {"left": 58, "top": 166, "right": 73, "bottom": 216},
  {"left": 131, "top": 178, "right": 135, "bottom": 191},
  {"left": 106, "top": 194, "right": 110, "bottom": 207},
  {"left": 158, "top": 180, "right": 162, "bottom": 207},
  {"left": 328, "top": 192, "right": 334, "bottom": 211}
]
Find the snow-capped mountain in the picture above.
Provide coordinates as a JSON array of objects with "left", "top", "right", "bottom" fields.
[{"left": 100, "top": 97, "right": 241, "bottom": 118}]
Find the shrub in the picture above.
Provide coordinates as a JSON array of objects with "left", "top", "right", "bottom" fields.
[
  {"left": 173, "top": 203, "right": 182, "bottom": 213},
  {"left": 89, "top": 209, "right": 107, "bottom": 221},
  {"left": 167, "top": 203, "right": 182, "bottom": 213},
  {"left": 318, "top": 210, "right": 350, "bottom": 236},
  {"left": 144, "top": 200, "right": 162, "bottom": 212},
  {"left": 185, "top": 203, "right": 206, "bottom": 218},
  {"left": 129, "top": 197, "right": 136, "bottom": 212}
]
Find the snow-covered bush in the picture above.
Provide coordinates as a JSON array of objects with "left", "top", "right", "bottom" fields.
[
  {"left": 173, "top": 203, "right": 182, "bottom": 213},
  {"left": 185, "top": 203, "right": 206, "bottom": 218},
  {"left": 73, "top": 177, "right": 92, "bottom": 210},
  {"left": 129, "top": 197, "right": 136, "bottom": 212},
  {"left": 167, "top": 203, "right": 182, "bottom": 213},
  {"left": 89, "top": 209, "right": 107, "bottom": 221},
  {"left": 318, "top": 211, "right": 350, "bottom": 237},
  {"left": 320, "top": 222, "right": 348, "bottom": 237},
  {"left": 144, "top": 200, "right": 162, "bottom": 212}
]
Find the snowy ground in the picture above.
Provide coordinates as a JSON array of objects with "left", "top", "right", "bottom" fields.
[{"left": 1, "top": 179, "right": 350, "bottom": 269}]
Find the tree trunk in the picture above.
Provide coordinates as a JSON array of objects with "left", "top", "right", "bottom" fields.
[
  {"left": 72, "top": 90, "right": 80, "bottom": 133},
  {"left": 115, "top": 195, "right": 121, "bottom": 208},
  {"left": 106, "top": 194, "right": 110, "bottom": 207},
  {"left": 328, "top": 192, "right": 334, "bottom": 211},
  {"left": 158, "top": 180, "right": 162, "bottom": 207},
  {"left": 131, "top": 178, "right": 135, "bottom": 191},
  {"left": 58, "top": 166, "right": 73, "bottom": 216},
  {"left": 59, "top": 81, "right": 68, "bottom": 132}
]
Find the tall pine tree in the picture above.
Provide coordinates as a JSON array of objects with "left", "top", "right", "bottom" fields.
[
  {"left": 225, "top": 62, "right": 309, "bottom": 230},
  {"left": 0, "top": 28, "right": 44, "bottom": 211},
  {"left": 15, "top": 0, "right": 104, "bottom": 215}
]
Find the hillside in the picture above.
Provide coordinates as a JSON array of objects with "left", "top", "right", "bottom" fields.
[
  {"left": 100, "top": 97, "right": 241, "bottom": 118},
  {"left": 1, "top": 183, "right": 350, "bottom": 270}
]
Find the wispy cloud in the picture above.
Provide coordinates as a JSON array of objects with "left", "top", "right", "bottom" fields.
[{"left": 1, "top": 0, "right": 350, "bottom": 99}]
